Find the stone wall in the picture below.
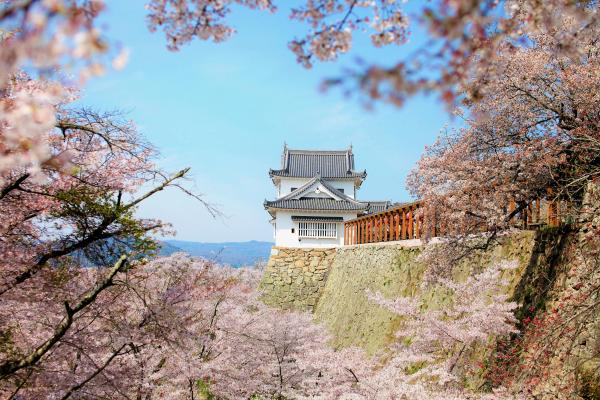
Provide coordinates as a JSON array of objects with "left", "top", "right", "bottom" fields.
[
  {"left": 259, "top": 247, "right": 336, "bottom": 310},
  {"left": 260, "top": 231, "right": 535, "bottom": 354},
  {"left": 313, "top": 231, "right": 537, "bottom": 355},
  {"left": 259, "top": 228, "right": 600, "bottom": 396},
  {"left": 259, "top": 232, "right": 538, "bottom": 354}
]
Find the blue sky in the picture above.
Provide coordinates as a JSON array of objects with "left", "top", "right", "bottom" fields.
[{"left": 81, "top": 1, "right": 455, "bottom": 242}]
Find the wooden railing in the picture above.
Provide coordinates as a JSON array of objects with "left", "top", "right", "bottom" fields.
[
  {"left": 344, "top": 201, "right": 424, "bottom": 245},
  {"left": 343, "top": 198, "right": 567, "bottom": 246}
]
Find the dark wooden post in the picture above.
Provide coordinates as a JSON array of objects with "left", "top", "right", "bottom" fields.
[
  {"left": 401, "top": 208, "right": 407, "bottom": 240},
  {"left": 384, "top": 214, "right": 388, "bottom": 241},
  {"left": 373, "top": 217, "right": 377, "bottom": 242},
  {"left": 344, "top": 224, "right": 347, "bottom": 245},
  {"left": 362, "top": 219, "right": 366, "bottom": 244},
  {"left": 548, "top": 201, "right": 558, "bottom": 227},
  {"left": 360, "top": 219, "right": 365, "bottom": 244},
  {"left": 358, "top": 219, "right": 365, "bottom": 244},
  {"left": 374, "top": 216, "right": 378, "bottom": 242},
  {"left": 408, "top": 206, "right": 414, "bottom": 239},
  {"left": 345, "top": 223, "right": 349, "bottom": 245},
  {"left": 374, "top": 217, "right": 378, "bottom": 242},
  {"left": 372, "top": 217, "right": 376, "bottom": 242},
  {"left": 508, "top": 199, "right": 516, "bottom": 226}
]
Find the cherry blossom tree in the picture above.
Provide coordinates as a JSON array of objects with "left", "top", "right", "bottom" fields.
[
  {"left": 0, "top": 0, "right": 129, "bottom": 177},
  {"left": 482, "top": 184, "right": 600, "bottom": 398},
  {"left": 407, "top": 16, "right": 600, "bottom": 246},
  {"left": 360, "top": 260, "right": 520, "bottom": 399},
  {"left": 143, "top": 1, "right": 599, "bottom": 107},
  {"left": 0, "top": 69, "right": 216, "bottom": 397},
  {"left": 0, "top": 251, "right": 373, "bottom": 399},
  {"left": 2, "top": 75, "right": 169, "bottom": 294},
  {"left": 2, "top": 1, "right": 599, "bottom": 399},
  {"left": 3, "top": 1, "right": 597, "bottom": 195},
  {"left": 199, "top": 297, "right": 365, "bottom": 399},
  {"left": 6, "top": 1, "right": 596, "bottom": 109},
  {"left": 0, "top": 253, "right": 250, "bottom": 399}
]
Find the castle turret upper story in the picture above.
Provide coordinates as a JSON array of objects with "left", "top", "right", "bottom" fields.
[{"left": 264, "top": 146, "right": 390, "bottom": 248}]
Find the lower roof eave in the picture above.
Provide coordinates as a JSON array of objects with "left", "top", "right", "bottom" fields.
[{"left": 264, "top": 206, "right": 366, "bottom": 213}]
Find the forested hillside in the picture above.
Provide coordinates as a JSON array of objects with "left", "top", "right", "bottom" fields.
[{"left": 160, "top": 240, "right": 273, "bottom": 266}]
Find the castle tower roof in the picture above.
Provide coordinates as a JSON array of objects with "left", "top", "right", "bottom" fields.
[{"left": 269, "top": 148, "right": 367, "bottom": 181}]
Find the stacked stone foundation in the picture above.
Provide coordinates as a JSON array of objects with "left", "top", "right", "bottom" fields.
[{"left": 259, "top": 247, "right": 335, "bottom": 310}]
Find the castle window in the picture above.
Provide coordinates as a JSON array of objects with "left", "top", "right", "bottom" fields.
[{"left": 297, "top": 221, "right": 337, "bottom": 239}]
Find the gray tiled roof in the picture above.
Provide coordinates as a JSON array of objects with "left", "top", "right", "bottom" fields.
[
  {"left": 265, "top": 175, "right": 391, "bottom": 213},
  {"left": 365, "top": 201, "right": 392, "bottom": 214},
  {"left": 264, "top": 198, "right": 369, "bottom": 211},
  {"left": 269, "top": 148, "right": 366, "bottom": 179},
  {"left": 291, "top": 216, "right": 344, "bottom": 222},
  {"left": 265, "top": 175, "right": 368, "bottom": 212}
]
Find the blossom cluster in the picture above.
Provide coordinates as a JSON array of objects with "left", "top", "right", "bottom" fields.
[{"left": 146, "top": 0, "right": 276, "bottom": 50}]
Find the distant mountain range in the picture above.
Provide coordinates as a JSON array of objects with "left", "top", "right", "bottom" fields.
[{"left": 159, "top": 240, "right": 274, "bottom": 267}]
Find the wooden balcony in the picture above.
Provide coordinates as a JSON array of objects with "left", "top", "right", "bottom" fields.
[
  {"left": 343, "top": 198, "right": 567, "bottom": 246},
  {"left": 344, "top": 201, "right": 424, "bottom": 245}
]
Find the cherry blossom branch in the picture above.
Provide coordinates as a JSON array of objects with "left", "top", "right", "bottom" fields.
[
  {"left": 0, "top": 173, "right": 30, "bottom": 200},
  {"left": 0, "top": 167, "right": 194, "bottom": 296},
  {"left": 0, "top": 0, "right": 38, "bottom": 21},
  {"left": 0, "top": 255, "right": 128, "bottom": 379},
  {"left": 58, "top": 343, "right": 129, "bottom": 400}
]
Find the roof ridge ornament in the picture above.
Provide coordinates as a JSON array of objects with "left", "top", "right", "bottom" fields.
[
  {"left": 282, "top": 142, "right": 289, "bottom": 170},
  {"left": 346, "top": 151, "right": 351, "bottom": 173}
]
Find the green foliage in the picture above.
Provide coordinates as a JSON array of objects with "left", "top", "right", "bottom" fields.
[
  {"left": 48, "top": 186, "right": 160, "bottom": 266},
  {"left": 0, "top": 327, "right": 17, "bottom": 359},
  {"left": 405, "top": 361, "right": 426, "bottom": 375},
  {"left": 578, "top": 362, "right": 600, "bottom": 400},
  {"left": 196, "top": 379, "right": 216, "bottom": 400}
]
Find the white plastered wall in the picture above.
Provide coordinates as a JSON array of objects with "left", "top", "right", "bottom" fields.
[{"left": 273, "top": 210, "right": 359, "bottom": 248}]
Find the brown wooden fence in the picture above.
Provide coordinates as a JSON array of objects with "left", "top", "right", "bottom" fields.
[
  {"left": 343, "top": 198, "right": 566, "bottom": 246},
  {"left": 344, "top": 201, "right": 423, "bottom": 245}
]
